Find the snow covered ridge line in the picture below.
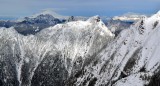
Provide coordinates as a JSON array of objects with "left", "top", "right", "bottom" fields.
[
  {"left": 36, "top": 16, "right": 115, "bottom": 69},
  {"left": 67, "top": 11, "right": 160, "bottom": 86},
  {"left": 0, "top": 16, "right": 114, "bottom": 86},
  {"left": 27, "top": 9, "right": 88, "bottom": 21},
  {"left": 29, "top": 9, "right": 68, "bottom": 19},
  {"left": 112, "top": 12, "right": 148, "bottom": 22}
]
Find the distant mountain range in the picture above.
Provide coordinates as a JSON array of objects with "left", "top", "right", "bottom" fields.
[
  {"left": 0, "top": 10, "right": 143, "bottom": 36},
  {"left": 0, "top": 10, "right": 90, "bottom": 35},
  {"left": 113, "top": 12, "right": 148, "bottom": 22}
]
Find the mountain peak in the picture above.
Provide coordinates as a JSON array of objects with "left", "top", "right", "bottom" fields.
[
  {"left": 149, "top": 11, "right": 160, "bottom": 19},
  {"left": 87, "top": 15, "right": 100, "bottom": 23},
  {"left": 157, "top": 10, "right": 160, "bottom": 14},
  {"left": 87, "top": 16, "right": 114, "bottom": 37},
  {"left": 30, "top": 9, "right": 68, "bottom": 19},
  {"left": 156, "top": 10, "right": 160, "bottom": 16}
]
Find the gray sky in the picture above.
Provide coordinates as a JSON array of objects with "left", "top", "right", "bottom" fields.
[{"left": 0, "top": 0, "right": 159, "bottom": 17}]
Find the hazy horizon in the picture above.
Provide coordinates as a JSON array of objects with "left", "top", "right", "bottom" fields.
[{"left": 0, "top": 0, "right": 159, "bottom": 19}]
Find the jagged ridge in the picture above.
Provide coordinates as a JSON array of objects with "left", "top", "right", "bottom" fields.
[
  {"left": 0, "top": 16, "right": 114, "bottom": 86},
  {"left": 68, "top": 11, "right": 160, "bottom": 86}
]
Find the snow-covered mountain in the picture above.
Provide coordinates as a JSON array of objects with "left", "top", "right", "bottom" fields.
[
  {"left": 113, "top": 12, "right": 147, "bottom": 22},
  {"left": 0, "top": 10, "right": 89, "bottom": 35},
  {"left": 0, "top": 11, "right": 160, "bottom": 86},
  {"left": 0, "top": 14, "right": 64, "bottom": 35},
  {"left": 0, "top": 16, "right": 114, "bottom": 86},
  {"left": 13, "top": 14, "right": 63, "bottom": 35},
  {"left": 29, "top": 10, "right": 69, "bottom": 20},
  {"left": 66, "top": 11, "right": 160, "bottom": 86},
  {"left": 29, "top": 10, "right": 88, "bottom": 21}
]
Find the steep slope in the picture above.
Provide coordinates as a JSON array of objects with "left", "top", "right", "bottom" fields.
[
  {"left": 68, "top": 11, "right": 160, "bottom": 86},
  {"left": 0, "top": 27, "right": 58, "bottom": 86},
  {"left": 0, "top": 16, "right": 114, "bottom": 86},
  {"left": 36, "top": 15, "right": 114, "bottom": 76}
]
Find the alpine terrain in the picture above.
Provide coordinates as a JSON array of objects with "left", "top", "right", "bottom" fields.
[{"left": 0, "top": 11, "right": 160, "bottom": 86}]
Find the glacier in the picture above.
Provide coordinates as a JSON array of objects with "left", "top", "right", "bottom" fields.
[{"left": 0, "top": 12, "right": 160, "bottom": 86}]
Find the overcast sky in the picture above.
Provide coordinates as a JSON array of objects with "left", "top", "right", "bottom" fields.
[{"left": 0, "top": 0, "right": 160, "bottom": 17}]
